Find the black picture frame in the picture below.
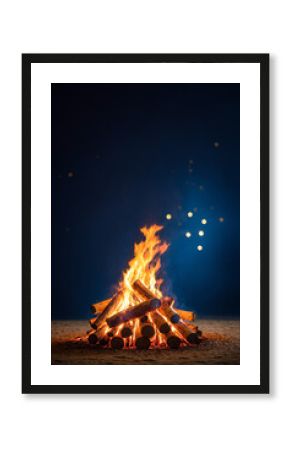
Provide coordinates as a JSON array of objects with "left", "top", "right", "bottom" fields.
[{"left": 22, "top": 53, "right": 269, "bottom": 394}]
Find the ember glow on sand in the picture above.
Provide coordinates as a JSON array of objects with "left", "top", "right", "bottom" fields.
[{"left": 87, "top": 225, "right": 202, "bottom": 350}]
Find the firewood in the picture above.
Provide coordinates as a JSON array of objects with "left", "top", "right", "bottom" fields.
[
  {"left": 140, "top": 323, "right": 155, "bottom": 339},
  {"left": 99, "top": 337, "right": 109, "bottom": 347},
  {"left": 111, "top": 336, "right": 124, "bottom": 350},
  {"left": 93, "top": 323, "right": 111, "bottom": 347},
  {"left": 175, "top": 309, "right": 196, "bottom": 322},
  {"left": 140, "top": 315, "right": 149, "bottom": 323},
  {"left": 173, "top": 321, "right": 200, "bottom": 344},
  {"left": 106, "top": 297, "right": 161, "bottom": 328},
  {"left": 121, "top": 325, "right": 133, "bottom": 338},
  {"left": 160, "top": 303, "right": 180, "bottom": 324},
  {"left": 91, "top": 293, "right": 141, "bottom": 314},
  {"left": 162, "top": 296, "right": 175, "bottom": 307},
  {"left": 160, "top": 322, "right": 171, "bottom": 334},
  {"left": 93, "top": 292, "right": 124, "bottom": 328},
  {"left": 88, "top": 333, "right": 98, "bottom": 345},
  {"left": 133, "top": 280, "right": 158, "bottom": 300},
  {"left": 89, "top": 315, "right": 101, "bottom": 329},
  {"left": 150, "top": 311, "right": 170, "bottom": 334},
  {"left": 132, "top": 280, "right": 174, "bottom": 307},
  {"left": 90, "top": 298, "right": 111, "bottom": 314},
  {"left": 135, "top": 320, "right": 151, "bottom": 350},
  {"left": 136, "top": 335, "right": 151, "bottom": 350},
  {"left": 166, "top": 333, "right": 181, "bottom": 349}
]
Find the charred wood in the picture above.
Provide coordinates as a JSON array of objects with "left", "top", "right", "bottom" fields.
[{"left": 106, "top": 298, "right": 161, "bottom": 328}]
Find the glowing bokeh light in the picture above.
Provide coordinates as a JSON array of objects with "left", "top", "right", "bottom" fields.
[
  {"left": 166, "top": 213, "right": 172, "bottom": 220},
  {"left": 201, "top": 218, "right": 207, "bottom": 225},
  {"left": 219, "top": 217, "right": 224, "bottom": 222},
  {"left": 198, "top": 230, "right": 205, "bottom": 236},
  {"left": 197, "top": 245, "right": 203, "bottom": 251},
  {"left": 187, "top": 211, "right": 193, "bottom": 218},
  {"left": 185, "top": 232, "right": 191, "bottom": 238}
]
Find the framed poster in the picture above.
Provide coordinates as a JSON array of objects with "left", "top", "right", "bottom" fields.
[{"left": 22, "top": 53, "right": 269, "bottom": 394}]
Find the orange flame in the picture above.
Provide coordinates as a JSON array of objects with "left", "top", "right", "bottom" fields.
[
  {"left": 87, "top": 224, "right": 193, "bottom": 349},
  {"left": 117, "top": 224, "right": 169, "bottom": 313}
]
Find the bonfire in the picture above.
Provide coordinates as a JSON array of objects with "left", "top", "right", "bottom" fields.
[{"left": 87, "top": 224, "right": 202, "bottom": 349}]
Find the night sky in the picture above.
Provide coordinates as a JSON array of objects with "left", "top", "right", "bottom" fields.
[{"left": 52, "top": 83, "right": 240, "bottom": 320}]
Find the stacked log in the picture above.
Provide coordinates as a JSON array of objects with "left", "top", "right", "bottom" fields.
[
  {"left": 172, "top": 321, "right": 200, "bottom": 344},
  {"left": 135, "top": 320, "right": 151, "bottom": 350},
  {"left": 90, "top": 298, "right": 111, "bottom": 314},
  {"left": 150, "top": 311, "right": 171, "bottom": 334},
  {"left": 140, "top": 322, "right": 155, "bottom": 339},
  {"left": 133, "top": 280, "right": 158, "bottom": 301},
  {"left": 93, "top": 292, "right": 125, "bottom": 329},
  {"left": 175, "top": 309, "right": 196, "bottom": 322},
  {"left": 87, "top": 278, "right": 201, "bottom": 350},
  {"left": 166, "top": 332, "right": 181, "bottom": 349},
  {"left": 106, "top": 297, "right": 161, "bottom": 328},
  {"left": 88, "top": 333, "right": 98, "bottom": 345},
  {"left": 111, "top": 336, "right": 124, "bottom": 350},
  {"left": 121, "top": 325, "right": 133, "bottom": 338},
  {"left": 160, "top": 302, "right": 180, "bottom": 324}
]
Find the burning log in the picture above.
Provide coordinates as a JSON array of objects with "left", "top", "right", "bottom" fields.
[
  {"left": 166, "top": 332, "right": 181, "bottom": 349},
  {"left": 121, "top": 325, "right": 133, "bottom": 338},
  {"left": 133, "top": 280, "right": 158, "bottom": 300},
  {"left": 89, "top": 315, "right": 101, "bottom": 330},
  {"left": 140, "top": 315, "right": 149, "bottom": 323},
  {"left": 99, "top": 337, "right": 109, "bottom": 347},
  {"left": 90, "top": 298, "right": 111, "bottom": 314},
  {"left": 91, "top": 296, "right": 195, "bottom": 322},
  {"left": 133, "top": 281, "right": 174, "bottom": 308},
  {"left": 174, "top": 309, "right": 196, "bottom": 322},
  {"left": 106, "top": 297, "right": 161, "bottom": 328},
  {"left": 140, "top": 323, "right": 155, "bottom": 339},
  {"left": 136, "top": 336, "right": 151, "bottom": 350},
  {"left": 93, "top": 292, "right": 125, "bottom": 329},
  {"left": 160, "top": 303, "right": 180, "bottom": 324},
  {"left": 111, "top": 336, "right": 124, "bottom": 350},
  {"left": 151, "top": 311, "right": 170, "bottom": 334},
  {"left": 135, "top": 320, "right": 151, "bottom": 350},
  {"left": 184, "top": 322, "right": 202, "bottom": 338},
  {"left": 173, "top": 321, "right": 200, "bottom": 345},
  {"left": 88, "top": 333, "right": 98, "bottom": 345},
  {"left": 162, "top": 296, "right": 175, "bottom": 307},
  {"left": 94, "top": 323, "right": 114, "bottom": 347}
]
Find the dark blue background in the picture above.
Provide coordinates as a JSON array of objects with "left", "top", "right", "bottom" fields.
[{"left": 52, "top": 83, "right": 240, "bottom": 319}]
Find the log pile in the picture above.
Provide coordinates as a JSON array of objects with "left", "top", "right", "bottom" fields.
[{"left": 87, "top": 280, "right": 202, "bottom": 350}]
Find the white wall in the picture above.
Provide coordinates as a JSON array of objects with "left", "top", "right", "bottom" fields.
[{"left": 0, "top": 1, "right": 287, "bottom": 449}]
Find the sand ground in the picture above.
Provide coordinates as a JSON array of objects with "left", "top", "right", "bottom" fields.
[{"left": 51, "top": 319, "right": 240, "bottom": 365}]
